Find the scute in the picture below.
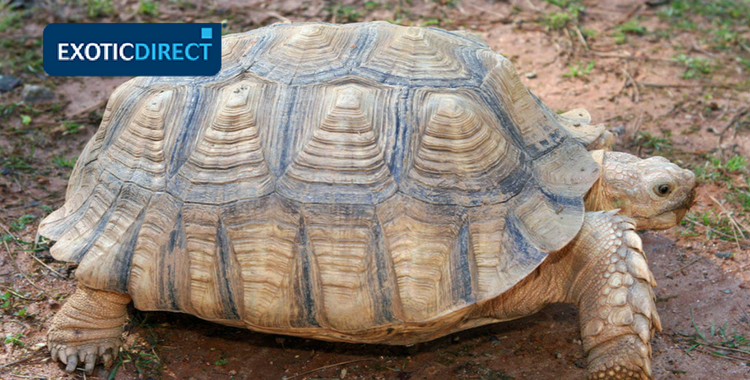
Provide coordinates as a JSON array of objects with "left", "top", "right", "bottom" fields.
[{"left": 39, "top": 22, "right": 600, "bottom": 338}]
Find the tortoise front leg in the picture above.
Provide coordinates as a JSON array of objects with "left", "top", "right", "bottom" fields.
[
  {"left": 48, "top": 285, "right": 131, "bottom": 373},
  {"left": 566, "top": 211, "right": 659, "bottom": 380}
]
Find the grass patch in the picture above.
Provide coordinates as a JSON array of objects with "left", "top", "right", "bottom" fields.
[
  {"left": 675, "top": 310, "right": 750, "bottom": 362},
  {"left": 675, "top": 54, "right": 714, "bottom": 79},
  {"left": 682, "top": 211, "right": 745, "bottom": 242},
  {"left": 0, "top": 145, "right": 35, "bottom": 174},
  {"left": 541, "top": 0, "right": 584, "bottom": 30},
  {"left": 10, "top": 214, "right": 36, "bottom": 232},
  {"left": 563, "top": 60, "right": 595, "bottom": 77},
  {"left": 85, "top": 0, "right": 115, "bottom": 18},
  {"left": 0, "top": 9, "right": 22, "bottom": 33},
  {"left": 693, "top": 154, "right": 746, "bottom": 183},
  {"left": 52, "top": 155, "right": 77, "bottom": 169},
  {"left": 138, "top": 0, "right": 159, "bottom": 17},
  {"left": 4, "top": 333, "right": 24, "bottom": 347},
  {"left": 633, "top": 131, "right": 673, "bottom": 152},
  {"left": 0, "top": 38, "right": 44, "bottom": 75}
]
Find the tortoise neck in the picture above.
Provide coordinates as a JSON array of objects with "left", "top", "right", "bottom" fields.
[{"left": 584, "top": 150, "right": 608, "bottom": 212}]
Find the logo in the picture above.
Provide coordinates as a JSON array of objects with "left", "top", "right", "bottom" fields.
[{"left": 44, "top": 23, "right": 222, "bottom": 76}]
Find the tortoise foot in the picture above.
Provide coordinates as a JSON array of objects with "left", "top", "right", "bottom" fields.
[
  {"left": 586, "top": 335, "right": 652, "bottom": 380},
  {"left": 48, "top": 336, "right": 121, "bottom": 373},
  {"left": 47, "top": 285, "right": 131, "bottom": 373}
]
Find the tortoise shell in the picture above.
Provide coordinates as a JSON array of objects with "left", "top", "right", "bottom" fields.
[{"left": 39, "top": 22, "right": 599, "bottom": 343}]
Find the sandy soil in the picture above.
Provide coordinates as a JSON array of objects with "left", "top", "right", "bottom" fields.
[{"left": 1, "top": 0, "right": 750, "bottom": 379}]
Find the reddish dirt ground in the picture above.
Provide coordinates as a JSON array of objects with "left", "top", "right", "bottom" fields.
[{"left": 1, "top": 0, "right": 750, "bottom": 379}]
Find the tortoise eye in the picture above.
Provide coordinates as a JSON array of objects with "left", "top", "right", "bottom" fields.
[{"left": 655, "top": 184, "right": 672, "bottom": 197}]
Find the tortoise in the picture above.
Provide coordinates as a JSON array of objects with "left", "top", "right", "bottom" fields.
[{"left": 38, "top": 22, "right": 696, "bottom": 379}]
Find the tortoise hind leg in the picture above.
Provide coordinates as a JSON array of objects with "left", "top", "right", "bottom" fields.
[
  {"left": 48, "top": 285, "right": 131, "bottom": 373},
  {"left": 565, "top": 211, "right": 659, "bottom": 380}
]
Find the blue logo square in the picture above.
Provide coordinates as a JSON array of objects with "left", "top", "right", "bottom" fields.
[{"left": 201, "top": 28, "right": 212, "bottom": 39}]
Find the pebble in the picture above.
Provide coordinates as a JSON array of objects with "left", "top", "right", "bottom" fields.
[
  {"left": 22, "top": 84, "right": 55, "bottom": 103},
  {"left": 525, "top": 72, "right": 537, "bottom": 79},
  {"left": 0, "top": 75, "right": 21, "bottom": 92}
]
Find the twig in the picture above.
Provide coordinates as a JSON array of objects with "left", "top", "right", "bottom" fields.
[
  {"left": 0, "top": 286, "right": 44, "bottom": 301},
  {"left": 8, "top": 373, "right": 50, "bottom": 379},
  {"left": 573, "top": 25, "right": 589, "bottom": 51},
  {"left": 684, "top": 215, "right": 749, "bottom": 244},
  {"left": 463, "top": 3, "right": 509, "bottom": 20},
  {"left": 2, "top": 240, "right": 46, "bottom": 294},
  {"left": 690, "top": 43, "right": 716, "bottom": 58},
  {"left": 694, "top": 346, "right": 749, "bottom": 362},
  {"left": 0, "top": 352, "right": 42, "bottom": 369},
  {"left": 68, "top": 98, "right": 107, "bottom": 120},
  {"left": 608, "top": 4, "right": 643, "bottom": 30},
  {"left": 637, "top": 82, "right": 698, "bottom": 88},
  {"left": 717, "top": 107, "right": 750, "bottom": 156},
  {"left": 621, "top": 68, "right": 640, "bottom": 103},
  {"left": 266, "top": 11, "right": 291, "bottom": 24},
  {"left": 28, "top": 253, "right": 65, "bottom": 279},
  {"left": 638, "top": 81, "right": 739, "bottom": 89},
  {"left": 736, "top": 301, "right": 750, "bottom": 329},
  {"left": 709, "top": 195, "right": 747, "bottom": 253},
  {"left": 587, "top": 51, "right": 677, "bottom": 63},
  {"left": 665, "top": 257, "right": 702, "bottom": 279},
  {"left": 285, "top": 358, "right": 376, "bottom": 380},
  {"left": 0, "top": 220, "right": 62, "bottom": 279},
  {"left": 631, "top": 112, "right": 644, "bottom": 156}
]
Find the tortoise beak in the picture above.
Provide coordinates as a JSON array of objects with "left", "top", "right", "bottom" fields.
[{"left": 675, "top": 188, "right": 696, "bottom": 223}]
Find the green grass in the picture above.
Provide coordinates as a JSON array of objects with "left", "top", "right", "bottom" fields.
[
  {"left": 543, "top": 11, "right": 572, "bottom": 30},
  {"left": 335, "top": 5, "right": 362, "bottom": 22},
  {"left": 4, "top": 333, "right": 23, "bottom": 347},
  {"left": 10, "top": 214, "right": 36, "bottom": 232},
  {"left": 618, "top": 20, "right": 647, "bottom": 35},
  {"left": 52, "top": 155, "right": 77, "bottom": 169},
  {"left": 431, "top": 0, "right": 459, "bottom": 7},
  {"left": 682, "top": 210, "right": 748, "bottom": 242},
  {"left": 0, "top": 38, "right": 44, "bottom": 75},
  {"left": 633, "top": 132, "right": 673, "bottom": 152},
  {"left": 0, "top": 9, "right": 22, "bottom": 33},
  {"left": 109, "top": 344, "right": 162, "bottom": 380},
  {"left": 62, "top": 121, "right": 82, "bottom": 135},
  {"left": 85, "top": 0, "right": 115, "bottom": 18},
  {"left": 540, "top": 0, "right": 584, "bottom": 30},
  {"left": 675, "top": 310, "right": 750, "bottom": 362},
  {"left": 658, "top": 0, "right": 750, "bottom": 49},
  {"left": 1, "top": 146, "right": 34, "bottom": 173},
  {"left": 563, "top": 60, "right": 595, "bottom": 77},
  {"left": 138, "top": 0, "right": 159, "bottom": 17},
  {"left": 693, "top": 154, "right": 747, "bottom": 183},
  {"left": 675, "top": 54, "right": 714, "bottom": 78}
]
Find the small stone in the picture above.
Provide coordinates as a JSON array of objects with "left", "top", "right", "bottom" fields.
[
  {"left": 22, "top": 84, "right": 55, "bottom": 103},
  {"left": 525, "top": 72, "right": 537, "bottom": 79},
  {"left": 723, "top": 289, "right": 732, "bottom": 294},
  {"left": 0, "top": 76, "right": 21, "bottom": 92},
  {"left": 715, "top": 251, "right": 734, "bottom": 259},
  {"left": 609, "top": 125, "right": 626, "bottom": 135}
]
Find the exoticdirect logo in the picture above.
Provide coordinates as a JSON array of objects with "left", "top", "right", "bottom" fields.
[{"left": 43, "top": 23, "right": 221, "bottom": 76}]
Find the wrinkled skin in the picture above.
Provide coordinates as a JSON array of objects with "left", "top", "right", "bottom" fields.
[{"left": 586, "top": 150, "right": 696, "bottom": 230}]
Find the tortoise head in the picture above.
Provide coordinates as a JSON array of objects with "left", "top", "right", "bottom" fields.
[{"left": 585, "top": 150, "right": 696, "bottom": 230}]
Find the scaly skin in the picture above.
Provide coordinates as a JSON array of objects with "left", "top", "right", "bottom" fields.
[
  {"left": 568, "top": 212, "right": 657, "bottom": 380},
  {"left": 482, "top": 212, "right": 658, "bottom": 380},
  {"left": 47, "top": 286, "right": 131, "bottom": 373}
]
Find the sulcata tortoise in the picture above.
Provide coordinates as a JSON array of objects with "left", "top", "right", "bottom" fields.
[{"left": 39, "top": 22, "right": 696, "bottom": 379}]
